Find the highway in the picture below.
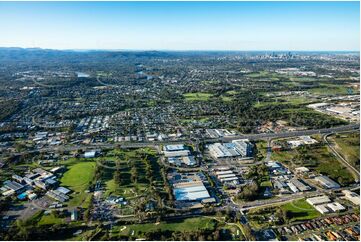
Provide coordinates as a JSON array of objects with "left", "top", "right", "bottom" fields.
[
  {"left": 9, "top": 123, "right": 359, "bottom": 157},
  {"left": 219, "top": 123, "right": 359, "bottom": 142}
]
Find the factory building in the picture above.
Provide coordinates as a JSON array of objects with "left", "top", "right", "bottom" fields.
[
  {"left": 173, "top": 181, "right": 210, "bottom": 201},
  {"left": 214, "top": 167, "right": 239, "bottom": 185},
  {"left": 315, "top": 204, "right": 331, "bottom": 214},
  {"left": 314, "top": 175, "right": 340, "bottom": 189},
  {"left": 290, "top": 178, "right": 311, "bottom": 192},
  {"left": 232, "top": 139, "right": 254, "bottom": 157},
  {"left": 163, "top": 144, "right": 190, "bottom": 157},
  {"left": 169, "top": 172, "right": 212, "bottom": 203},
  {"left": 306, "top": 195, "right": 331, "bottom": 206},
  {"left": 341, "top": 190, "right": 360, "bottom": 205},
  {"left": 208, "top": 139, "right": 253, "bottom": 159}
]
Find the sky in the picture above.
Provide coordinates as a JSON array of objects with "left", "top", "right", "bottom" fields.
[{"left": 0, "top": 1, "right": 359, "bottom": 51}]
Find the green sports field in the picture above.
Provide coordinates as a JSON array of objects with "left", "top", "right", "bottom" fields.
[{"left": 60, "top": 161, "right": 96, "bottom": 207}]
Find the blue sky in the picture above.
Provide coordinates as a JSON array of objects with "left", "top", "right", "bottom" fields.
[{"left": 0, "top": 1, "right": 359, "bottom": 51}]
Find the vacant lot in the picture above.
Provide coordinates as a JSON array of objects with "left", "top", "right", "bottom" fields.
[
  {"left": 248, "top": 199, "right": 320, "bottom": 229},
  {"left": 280, "top": 199, "right": 321, "bottom": 222},
  {"left": 270, "top": 142, "right": 354, "bottom": 186},
  {"left": 330, "top": 132, "right": 360, "bottom": 170}
]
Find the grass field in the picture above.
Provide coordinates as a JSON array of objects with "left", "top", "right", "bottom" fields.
[
  {"left": 245, "top": 71, "right": 280, "bottom": 80},
  {"left": 60, "top": 161, "right": 96, "bottom": 207},
  {"left": 309, "top": 84, "right": 359, "bottom": 96},
  {"left": 183, "top": 92, "right": 213, "bottom": 101},
  {"left": 248, "top": 199, "right": 320, "bottom": 228},
  {"left": 38, "top": 212, "right": 65, "bottom": 226},
  {"left": 281, "top": 199, "right": 321, "bottom": 222},
  {"left": 112, "top": 217, "right": 218, "bottom": 237},
  {"left": 221, "top": 96, "right": 233, "bottom": 102},
  {"left": 330, "top": 132, "right": 360, "bottom": 170},
  {"left": 269, "top": 141, "right": 354, "bottom": 185}
]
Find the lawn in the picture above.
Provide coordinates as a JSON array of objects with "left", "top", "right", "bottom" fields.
[
  {"left": 38, "top": 212, "right": 65, "bottom": 226},
  {"left": 221, "top": 96, "right": 233, "bottom": 102},
  {"left": 309, "top": 84, "right": 359, "bottom": 96},
  {"left": 280, "top": 199, "right": 321, "bottom": 222},
  {"left": 113, "top": 217, "right": 218, "bottom": 237},
  {"left": 60, "top": 161, "right": 96, "bottom": 207},
  {"left": 330, "top": 132, "right": 360, "bottom": 170},
  {"left": 278, "top": 96, "right": 314, "bottom": 105},
  {"left": 245, "top": 71, "right": 278, "bottom": 79},
  {"left": 254, "top": 96, "right": 314, "bottom": 108},
  {"left": 183, "top": 92, "right": 213, "bottom": 101}
]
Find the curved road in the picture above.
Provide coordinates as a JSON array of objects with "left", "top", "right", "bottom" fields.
[{"left": 324, "top": 132, "right": 360, "bottom": 182}]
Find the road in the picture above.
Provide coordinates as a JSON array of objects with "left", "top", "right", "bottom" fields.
[
  {"left": 8, "top": 124, "right": 359, "bottom": 157},
  {"left": 219, "top": 123, "right": 359, "bottom": 142},
  {"left": 235, "top": 184, "right": 360, "bottom": 212}
]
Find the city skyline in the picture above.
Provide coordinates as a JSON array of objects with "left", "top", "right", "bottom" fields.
[{"left": 0, "top": 1, "right": 359, "bottom": 51}]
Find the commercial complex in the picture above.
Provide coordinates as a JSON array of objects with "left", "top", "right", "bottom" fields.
[{"left": 209, "top": 139, "right": 254, "bottom": 159}]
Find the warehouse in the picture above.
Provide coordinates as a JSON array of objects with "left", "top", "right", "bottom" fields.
[
  {"left": 217, "top": 174, "right": 237, "bottom": 179},
  {"left": 314, "top": 175, "right": 340, "bottom": 189},
  {"left": 290, "top": 178, "right": 311, "bottom": 192},
  {"left": 209, "top": 143, "right": 239, "bottom": 158},
  {"left": 315, "top": 204, "right": 331, "bottom": 214},
  {"left": 326, "top": 202, "right": 346, "bottom": 212},
  {"left": 208, "top": 139, "right": 254, "bottom": 159},
  {"left": 341, "top": 190, "right": 360, "bottom": 205},
  {"left": 215, "top": 170, "right": 234, "bottom": 176},
  {"left": 169, "top": 172, "right": 212, "bottom": 202},
  {"left": 214, "top": 167, "right": 239, "bottom": 185},
  {"left": 287, "top": 182, "right": 299, "bottom": 193},
  {"left": 173, "top": 183, "right": 210, "bottom": 201},
  {"left": 163, "top": 144, "right": 190, "bottom": 157},
  {"left": 306, "top": 195, "right": 331, "bottom": 206},
  {"left": 164, "top": 144, "right": 185, "bottom": 151}
]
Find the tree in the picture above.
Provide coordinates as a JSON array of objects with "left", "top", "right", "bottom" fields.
[{"left": 130, "top": 165, "right": 138, "bottom": 184}]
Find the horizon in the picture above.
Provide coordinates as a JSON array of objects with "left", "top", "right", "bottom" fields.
[
  {"left": 0, "top": 46, "right": 360, "bottom": 53},
  {"left": 0, "top": 1, "right": 359, "bottom": 51}
]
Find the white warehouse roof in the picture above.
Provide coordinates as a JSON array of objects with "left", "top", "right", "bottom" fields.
[{"left": 306, "top": 195, "right": 331, "bottom": 206}]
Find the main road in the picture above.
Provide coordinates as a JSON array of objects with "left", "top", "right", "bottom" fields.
[{"left": 9, "top": 123, "right": 359, "bottom": 156}]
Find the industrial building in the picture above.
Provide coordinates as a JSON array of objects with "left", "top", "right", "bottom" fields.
[
  {"left": 306, "top": 195, "right": 331, "bottom": 206},
  {"left": 163, "top": 144, "right": 196, "bottom": 166},
  {"left": 163, "top": 144, "right": 190, "bottom": 157},
  {"left": 173, "top": 182, "right": 210, "bottom": 201},
  {"left": 315, "top": 204, "right": 331, "bottom": 214},
  {"left": 232, "top": 139, "right": 254, "bottom": 157},
  {"left": 307, "top": 195, "right": 346, "bottom": 214},
  {"left": 341, "top": 190, "right": 360, "bottom": 205},
  {"left": 168, "top": 156, "right": 196, "bottom": 166},
  {"left": 208, "top": 139, "right": 253, "bottom": 159},
  {"left": 327, "top": 202, "right": 346, "bottom": 212},
  {"left": 169, "top": 172, "right": 212, "bottom": 202},
  {"left": 290, "top": 178, "right": 311, "bottom": 192},
  {"left": 314, "top": 175, "right": 340, "bottom": 189},
  {"left": 214, "top": 167, "right": 239, "bottom": 185}
]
